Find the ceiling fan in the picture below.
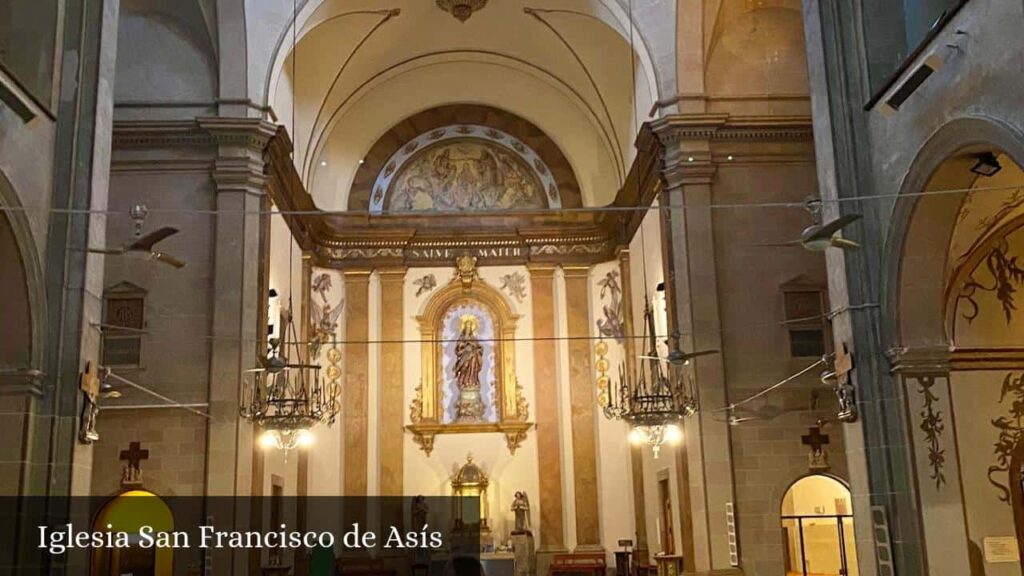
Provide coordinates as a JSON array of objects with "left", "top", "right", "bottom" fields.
[
  {"left": 86, "top": 226, "right": 186, "bottom": 268},
  {"left": 755, "top": 198, "right": 863, "bottom": 252},
  {"left": 244, "top": 337, "right": 319, "bottom": 374},
  {"left": 638, "top": 330, "right": 719, "bottom": 365}
]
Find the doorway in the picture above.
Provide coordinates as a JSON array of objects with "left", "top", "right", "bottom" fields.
[
  {"left": 780, "top": 475, "right": 857, "bottom": 576},
  {"left": 657, "top": 477, "right": 675, "bottom": 555},
  {"left": 91, "top": 490, "right": 175, "bottom": 576}
]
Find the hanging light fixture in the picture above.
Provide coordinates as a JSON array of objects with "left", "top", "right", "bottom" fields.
[
  {"left": 239, "top": 0, "right": 340, "bottom": 451},
  {"left": 605, "top": 296, "right": 699, "bottom": 458},
  {"left": 240, "top": 308, "right": 340, "bottom": 452}
]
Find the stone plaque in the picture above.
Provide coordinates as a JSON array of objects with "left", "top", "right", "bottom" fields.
[{"left": 983, "top": 537, "right": 1020, "bottom": 563}]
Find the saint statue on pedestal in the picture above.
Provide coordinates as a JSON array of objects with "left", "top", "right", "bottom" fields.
[
  {"left": 511, "top": 491, "right": 530, "bottom": 534},
  {"left": 454, "top": 314, "right": 485, "bottom": 421}
]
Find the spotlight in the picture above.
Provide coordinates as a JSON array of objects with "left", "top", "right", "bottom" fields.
[
  {"left": 320, "top": 160, "right": 328, "bottom": 167},
  {"left": 971, "top": 153, "right": 1002, "bottom": 177}
]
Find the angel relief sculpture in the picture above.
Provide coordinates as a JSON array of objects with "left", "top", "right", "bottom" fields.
[
  {"left": 407, "top": 256, "right": 533, "bottom": 456},
  {"left": 310, "top": 272, "right": 344, "bottom": 357}
]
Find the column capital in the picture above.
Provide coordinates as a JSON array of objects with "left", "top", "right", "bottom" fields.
[
  {"left": 341, "top": 269, "right": 374, "bottom": 280},
  {"left": 527, "top": 263, "right": 558, "bottom": 278},
  {"left": 376, "top": 267, "right": 408, "bottom": 281},
  {"left": 561, "top": 265, "right": 591, "bottom": 278},
  {"left": 887, "top": 345, "right": 951, "bottom": 375}
]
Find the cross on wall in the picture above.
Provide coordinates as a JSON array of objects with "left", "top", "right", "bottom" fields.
[
  {"left": 120, "top": 441, "right": 150, "bottom": 469},
  {"left": 801, "top": 426, "right": 830, "bottom": 453}
]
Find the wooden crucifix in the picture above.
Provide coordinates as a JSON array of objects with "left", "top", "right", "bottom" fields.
[
  {"left": 78, "top": 362, "right": 101, "bottom": 444},
  {"left": 120, "top": 441, "right": 149, "bottom": 486},
  {"left": 802, "top": 426, "right": 830, "bottom": 471},
  {"left": 834, "top": 343, "right": 857, "bottom": 422}
]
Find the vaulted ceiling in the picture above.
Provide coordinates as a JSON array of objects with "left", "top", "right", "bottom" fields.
[{"left": 266, "top": 0, "right": 658, "bottom": 210}]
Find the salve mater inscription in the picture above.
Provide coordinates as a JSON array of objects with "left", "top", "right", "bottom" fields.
[{"left": 408, "top": 256, "right": 532, "bottom": 455}]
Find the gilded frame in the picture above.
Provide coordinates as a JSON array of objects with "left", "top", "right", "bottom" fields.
[{"left": 407, "top": 259, "right": 532, "bottom": 455}]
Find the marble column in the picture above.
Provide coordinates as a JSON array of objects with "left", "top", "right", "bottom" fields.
[
  {"left": 378, "top": 268, "right": 406, "bottom": 496},
  {"left": 562, "top": 266, "right": 602, "bottom": 551},
  {"left": 344, "top": 270, "right": 372, "bottom": 496},
  {"left": 617, "top": 250, "right": 650, "bottom": 562},
  {"left": 529, "top": 265, "right": 566, "bottom": 551},
  {"left": 654, "top": 127, "right": 735, "bottom": 571}
]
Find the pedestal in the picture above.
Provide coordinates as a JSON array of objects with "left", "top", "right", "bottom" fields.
[{"left": 511, "top": 531, "right": 537, "bottom": 576}]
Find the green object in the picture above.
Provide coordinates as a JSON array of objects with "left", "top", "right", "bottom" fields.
[{"left": 310, "top": 544, "right": 335, "bottom": 576}]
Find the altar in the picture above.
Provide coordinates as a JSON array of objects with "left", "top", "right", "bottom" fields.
[{"left": 481, "top": 552, "right": 516, "bottom": 576}]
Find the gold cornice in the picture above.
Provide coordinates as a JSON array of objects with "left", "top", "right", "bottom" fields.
[{"left": 262, "top": 113, "right": 813, "bottom": 268}]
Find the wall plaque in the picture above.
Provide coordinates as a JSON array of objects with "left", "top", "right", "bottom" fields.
[{"left": 983, "top": 537, "right": 1020, "bottom": 563}]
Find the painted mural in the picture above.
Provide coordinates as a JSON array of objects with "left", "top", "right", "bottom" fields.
[
  {"left": 369, "top": 125, "right": 563, "bottom": 213},
  {"left": 387, "top": 140, "right": 547, "bottom": 212}
]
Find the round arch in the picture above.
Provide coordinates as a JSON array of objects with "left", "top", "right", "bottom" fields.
[
  {"left": 884, "top": 116, "right": 1024, "bottom": 350},
  {"left": 0, "top": 168, "right": 46, "bottom": 375},
  {"left": 91, "top": 489, "right": 175, "bottom": 576}
]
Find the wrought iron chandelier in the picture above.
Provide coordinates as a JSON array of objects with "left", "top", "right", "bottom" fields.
[
  {"left": 602, "top": 296, "right": 699, "bottom": 457},
  {"left": 240, "top": 306, "right": 341, "bottom": 451}
]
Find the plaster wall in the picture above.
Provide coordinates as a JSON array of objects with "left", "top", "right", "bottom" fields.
[
  {"left": 114, "top": 1, "right": 218, "bottom": 121},
  {"left": 590, "top": 259, "right": 638, "bottom": 563},
  {"left": 862, "top": 0, "right": 1024, "bottom": 227},
  {"left": 949, "top": 369, "right": 1022, "bottom": 576}
]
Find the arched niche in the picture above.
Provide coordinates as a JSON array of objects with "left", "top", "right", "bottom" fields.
[
  {"left": 885, "top": 116, "right": 1024, "bottom": 351},
  {"left": 407, "top": 257, "right": 531, "bottom": 456}
]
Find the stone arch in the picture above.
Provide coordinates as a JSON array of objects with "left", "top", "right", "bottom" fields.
[
  {"left": 0, "top": 169, "right": 46, "bottom": 376},
  {"left": 884, "top": 116, "right": 1024, "bottom": 350},
  {"left": 347, "top": 104, "right": 583, "bottom": 211}
]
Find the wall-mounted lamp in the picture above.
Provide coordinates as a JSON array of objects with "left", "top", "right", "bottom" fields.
[{"left": 971, "top": 153, "right": 1002, "bottom": 177}]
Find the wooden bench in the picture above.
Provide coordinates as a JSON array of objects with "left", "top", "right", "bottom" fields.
[{"left": 548, "top": 552, "right": 607, "bottom": 576}]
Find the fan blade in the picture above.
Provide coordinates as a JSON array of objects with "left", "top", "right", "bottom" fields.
[
  {"left": 830, "top": 237, "right": 862, "bottom": 251},
  {"left": 638, "top": 355, "right": 667, "bottom": 361},
  {"left": 244, "top": 368, "right": 268, "bottom": 373},
  {"left": 679, "top": 349, "right": 719, "bottom": 361},
  {"left": 129, "top": 227, "right": 179, "bottom": 251},
  {"left": 745, "top": 241, "right": 802, "bottom": 248},
  {"left": 85, "top": 247, "right": 126, "bottom": 255},
  {"left": 809, "top": 213, "right": 862, "bottom": 241},
  {"left": 282, "top": 363, "right": 320, "bottom": 369},
  {"left": 151, "top": 251, "right": 186, "bottom": 268}
]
